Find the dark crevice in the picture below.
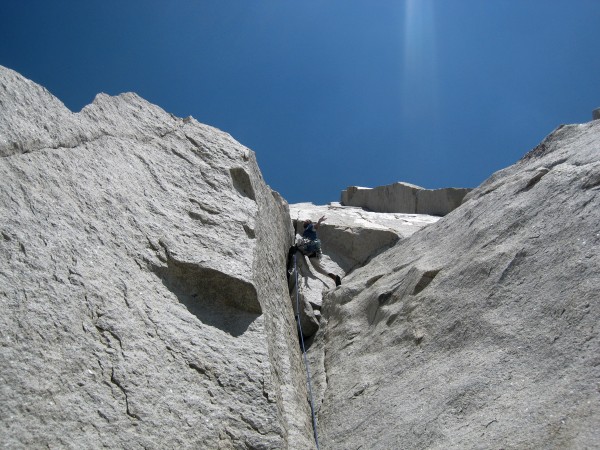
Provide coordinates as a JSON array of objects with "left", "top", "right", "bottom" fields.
[
  {"left": 412, "top": 269, "right": 441, "bottom": 295},
  {"left": 230, "top": 167, "right": 256, "bottom": 200},
  {"left": 184, "top": 134, "right": 202, "bottom": 148},
  {"left": 188, "top": 210, "right": 218, "bottom": 225},
  {"left": 110, "top": 369, "right": 139, "bottom": 420},
  {"left": 386, "top": 313, "right": 399, "bottom": 326},
  {"left": 170, "top": 147, "right": 195, "bottom": 164},
  {"left": 365, "top": 274, "right": 385, "bottom": 287},
  {"left": 519, "top": 167, "right": 550, "bottom": 192},
  {"left": 243, "top": 224, "right": 256, "bottom": 239},
  {"left": 378, "top": 291, "right": 395, "bottom": 306}
]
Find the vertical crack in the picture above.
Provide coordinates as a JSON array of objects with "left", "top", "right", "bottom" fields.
[{"left": 110, "top": 368, "right": 139, "bottom": 419}]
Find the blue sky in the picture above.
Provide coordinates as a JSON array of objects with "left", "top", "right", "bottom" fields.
[{"left": 2, "top": 1, "right": 599, "bottom": 204}]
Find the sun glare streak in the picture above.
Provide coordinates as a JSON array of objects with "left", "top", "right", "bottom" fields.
[{"left": 401, "top": 0, "right": 438, "bottom": 122}]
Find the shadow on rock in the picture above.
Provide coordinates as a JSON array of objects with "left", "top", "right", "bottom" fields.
[{"left": 151, "top": 260, "right": 260, "bottom": 337}]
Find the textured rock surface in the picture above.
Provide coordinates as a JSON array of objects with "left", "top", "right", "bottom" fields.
[
  {"left": 341, "top": 182, "right": 471, "bottom": 216},
  {"left": 593, "top": 107, "right": 600, "bottom": 120},
  {"left": 288, "top": 203, "right": 439, "bottom": 337},
  {"left": 0, "top": 66, "right": 315, "bottom": 449},
  {"left": 290, "top": 202, "right": 439, "bottom": 276},
  {"left": 4, "top": 64, "right": 599, "bottom": 450},
  {"left": 312, "top": 121, "right": 600, "bottom": 449}
]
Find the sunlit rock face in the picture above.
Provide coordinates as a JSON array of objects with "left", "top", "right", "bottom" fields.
[
  {"left": 287, "top": 203, "right": 439, "bottom": 338},
  {"left": 341, "top": 182, "right": 471, "bottom": 216},
  {"left": 312, "top": 121, "right": 600, "bottom": 449},
  {"left": 3, "top": 64, "right": 599, "bottom": 450},
  {"left": 291, "top": 202, "right": 440, "bottom": 275},
  {"left": 0, "top": 66, "right": 315, "bottom": 450}
]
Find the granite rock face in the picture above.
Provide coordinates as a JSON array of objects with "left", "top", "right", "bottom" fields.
[
  {"left": 288, "top": 203, "right": 439, "bottom": 337},
  {"left": 0, "top": 66, "right": 315, "bottom": 449},
  {"left": 291, "top": 202, "right": 439, "bottom": 274},
  {"left": 341, "top": 182, "right": 471, "bottom": 216},
  {"left": 3, "top": 64, "right": 599, "bottom": 450},
  {"left": 313, "top": 121, "right": 600, "bottom": 449}
]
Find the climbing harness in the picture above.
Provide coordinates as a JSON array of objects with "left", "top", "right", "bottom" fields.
[
  {"left": 297, "top": 237, "right": 322, "bottom": 258},
  {"left": 293, "top": 253, "right": 321, "bottom": 449}
]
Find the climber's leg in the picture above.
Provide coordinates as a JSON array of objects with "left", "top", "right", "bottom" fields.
[{"left": 308, "top": 255, "right": 341, "bottom": 286}]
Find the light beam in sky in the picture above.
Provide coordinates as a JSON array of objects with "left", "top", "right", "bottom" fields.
[{"left": 401, "top": 0, "right": 438, "bottom": 123}]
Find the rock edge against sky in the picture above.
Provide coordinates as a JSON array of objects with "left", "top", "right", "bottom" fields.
[{"left": 1, "top": 66, "right": 599, "bottom": 449}]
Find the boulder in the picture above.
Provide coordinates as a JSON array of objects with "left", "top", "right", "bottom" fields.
[
  {"left": 593, "top": 107, "right": 600, "bottom": 120},
  {"left": 0, "top": 66, "right": 315, "bottom": 449},
  {"left": 311, "top": 121, "right": 600, "bottom": 449},
  {"left": 341, "top": 182, "right": 471, "bottom": 216}
]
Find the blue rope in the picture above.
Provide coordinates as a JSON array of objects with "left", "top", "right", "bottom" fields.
[{"left": 294, "top": 253, "right": 320, "bottom": 449}]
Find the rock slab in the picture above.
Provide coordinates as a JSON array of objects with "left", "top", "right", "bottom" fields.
[
  {"left": 314, "top": 122, "right": 600, "bottom": 449},
  {"left": 287, "top": 202, "right": 439, "bottom": 337},
  {"left": 0, "top": 66, "right": 315, "bottom": 449},
  {"left": 341, "top": 182, "right": 471, "bottom": 216}
]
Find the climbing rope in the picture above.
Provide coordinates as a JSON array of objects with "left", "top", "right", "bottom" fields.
[{"left": 293, "top": 253, "right": 321, "bottom": 450}]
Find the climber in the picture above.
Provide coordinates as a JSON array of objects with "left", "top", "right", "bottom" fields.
[{"left": 287, "top": 216, "right": 341, "bottom": 287}]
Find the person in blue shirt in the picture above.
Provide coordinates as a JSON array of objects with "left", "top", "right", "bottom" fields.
[
  {"left": 300, "top": 216, "right": 323, "bottom": 255},
  {"left": 302, "top": 217, "right": 320, "bottom": 240},
  {"left": 287, "top": 216, "right": 341, "bottom": 287}
]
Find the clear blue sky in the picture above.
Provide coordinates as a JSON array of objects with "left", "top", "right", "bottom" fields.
[{"left": 2, "top": 1, "right": 599, "bottom": 204}]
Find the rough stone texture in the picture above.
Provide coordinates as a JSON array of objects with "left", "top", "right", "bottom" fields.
[
  {"left": 341, "top": 182, "right": 471, "bottom": 216},
  {"left": 593, "top": 107, "right": 600, "bottom": 120},
  {"left": 287, "top": 255, "right": 322, "bottom": 339},
  {"left": 289, "top": 203, "right": 441, "bottom": 417},
  {"left": 312, "top": 121, "right": 600, "bottom": 449},
  {"left": 290, "top": 202, "right": 439, "bottom": 276},
  {"left": 0, "top": 66, "right": 315, "bottom": 449},
  {"left": 287, "top": 203, "right": 439, "bottom": 338},
  {"left": 4, "top": 64, "right": 599, "bottom": 450}
]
